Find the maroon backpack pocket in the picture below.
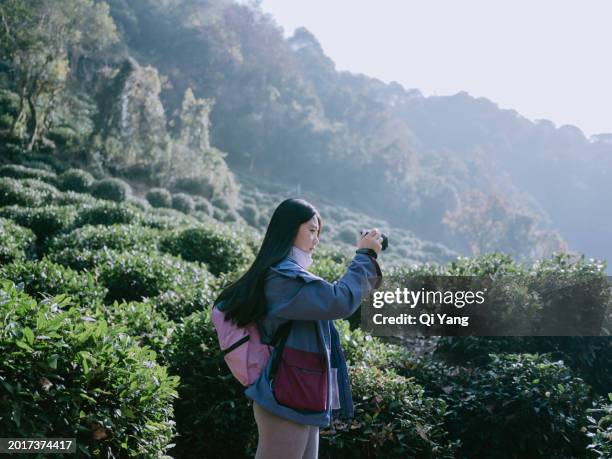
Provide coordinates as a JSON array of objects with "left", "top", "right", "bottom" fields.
[{"left": 272, "top": 346, "right": 327, "bottom": 412}]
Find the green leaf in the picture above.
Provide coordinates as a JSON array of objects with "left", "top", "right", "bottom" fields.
[
  {"left": 47, "top": 354, "right": 58, "bottom": 369},
  {"left": 15, "top": 340, "right": 32, "bottom": 351},
  {"left": 22, "top": 327, "right": 35, "bottom": 345},
  {"left": 79, "top": 393, "right": 97, "bottom": 404}
]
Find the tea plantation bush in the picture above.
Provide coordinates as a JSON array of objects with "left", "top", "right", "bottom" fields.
[
  {"left": 433, "top": 253, "right": 612, "bottom": 395},
  {"left": 238, "top": 203, "right": 258, "bottom": 226},
  {"left": 400, "top": 353, "right": 594, "bottom": 458},
  {"left": 435, "top": 336, "right": 612, "bottom": 398},
  {"left": 58, "top": 168, "right": 95, "bottom": 192},
  {"left": 139, "top": 208, "right": 199, "bottom": 230},
  {"left": 0, "top": 282, "right": 179, "bottom": 457},
  {"left": 171, "top": 193, "right": 195, "bottom": 214},
  {"left": 159, "top": 226, "right": 254, "bottom": 276},
  {"left": 73, "top": 202, "right": 141, "bottom": 228},
  {"left": 335, "top": 320, "right": 405, "bottom": 370},
  {"left": 0, "top": 218, "right": 35, "bottom": 263},
  {"left": 47, "top": 248, "right": 215, "bottom": 309},
  {"left": 586, "top": 396, "right": 612, "bottom": 458},
  {"left": 194, "top": 197, "right": 213, "bottom": 215},
  {"left": 163, "top": 309, "right": 256, "bottom": 458},
  {"left": 52, "top": 190, "right": 100, "bottom": 206},
  {"left": 19, "top": 160, "right": 55, "bottom": 173},
  {"left": 47, "top": 224, "right": 160, "bottom": 254},
  {"left": 0, "top": 259, "right": 107, "bottom": 307},
  {"left": 0, "top": 205, "right": 78, "bottom": 242},
  {"left": 143, "top": 282, "right": 219, "bottom": 322},
  {"left": 146, "top": 187, "right": 172, "bottom": 208},
  {"left": 0, "top": 164, "right": 58, "bottom": 185},
  {"left": 90, "top": 177, "right": 131, "bottom": 202},
  {"left": 170, "top": 175, "right": 214, "bottom": 198},
  {"left": 0, "top": 177, "right": 41, "bottom": 207},
  {"left": 100, "top": 300, "right": 175, "bottom": 361},
  {"left": 0, "top": 177, "right": 61, "bottom": 207},
  {"left": 320, "top": 365, "right": 458, "bottom": 459}
]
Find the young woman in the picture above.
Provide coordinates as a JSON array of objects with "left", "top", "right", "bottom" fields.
[{"left": 214, "top": 198, "right": 383, "bottom": 459}]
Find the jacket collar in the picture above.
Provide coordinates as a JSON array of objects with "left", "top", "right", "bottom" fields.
[{"left": 270, "top": 256, "right": 323, "bottom": 283}]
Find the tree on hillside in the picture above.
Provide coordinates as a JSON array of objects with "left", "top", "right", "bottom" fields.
[
  {"left": 0, "top": 0, "right": 118, "bottom": 149},
  {"left": 442, "top": 189, "right": 568, "bottom": 261}
]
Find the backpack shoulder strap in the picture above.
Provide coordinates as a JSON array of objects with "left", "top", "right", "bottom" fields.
[{"left": 269, "top": 321, "right": 293, "bottom": 379}]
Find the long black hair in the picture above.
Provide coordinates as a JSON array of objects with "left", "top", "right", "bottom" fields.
[{"left": 214, "top": 198, "right": 322, "bottom": 326}]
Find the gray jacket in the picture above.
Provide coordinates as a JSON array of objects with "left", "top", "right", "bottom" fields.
[{"left": 244, "top": 249, "right": 383, "bottom": 427}]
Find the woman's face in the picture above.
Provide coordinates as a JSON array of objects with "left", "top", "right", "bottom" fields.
[{"left": 293, "top": 215, "right": 320, "bottom": 253}]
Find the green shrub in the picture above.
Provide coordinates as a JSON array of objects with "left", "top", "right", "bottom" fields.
[
  {"left": 335, "top": 320, "right": 405, "bottom": 370},
  {"left": 238, "top": 204, "right": 258, "bottom": 226},
  {"left": 401, "top": 353, "right": 594, "bottom": 458},
  {"left": 233, "top": 225, "right": 263, "bottom": 256},
  {"left": 101, "top": 300, "right": 175, "bottom": 360},
  {"left": 0, "top": 205, "right": 77, "bottom": 242},
  {"left": 90, "top": 177, "right": 131, "bottom": 202},
  {"left": 0, "top": 177, "right": 41, "bottom": 207},
  {"left": 310, "top": 257, "right": 347, "bottom": 283},
  {"left": 52, "top": 190, "right": 99, "bottom": 206},
  {"left": 171, "top": 175, "right": 214, "bottom": 198},
  {"left": 160, "top": 225, "right": 254, "bottom": 276},
  {"left": 164, "top": 309, "right": 257, "bottom": 458},
  {"left": 125, "top": 197, "right": 150, "bottom": 211},
  {"left": 0, "top": 282, "right": 179, "bottom": 457},
  {"left": 0, "top": 177, "right": 61, "bottom": 207},
  {"left": 194, "top": 197, "right": 213, "bottom": 215},
  {"left": 143, "top": 279, "right": 219, "bottom": 322},
  {"left": 8, "top": 152, "right": 67, "bottom": 173},
  {"left": 73, "top": 202, "right": 140, "bottom": 228},
  {"left": 211, "top": 196, "right": 230, "bottom": 211},
  {"left": 586, "top": 395, "right": 612, "bottom": 458},
  {"left": 58, "top": 168, "right": 95, "bottom": 192},
  {"left": 46, "top": 126, "right": 79, "bottom": 148},
  {"left": 212, "top": 207, "right": 225, "bottom": 221},
  {"left": 171, "top": 193, "right": 195, "bottom": 214},
  {"left": 46, "top": 247, "right": 108, "bottom": 272},
  {"left": 47, "top": 224, "right": 160, "bottom": 255},
  {"left": 320, "top": 365, "right": 457, "bottom": 459},
  {"left": 19, "top": 178, "right": 61, "bottom": 200},
  {"left": 146, "top": 188, "right": 173, "bottom": 208},
  {"left": 0, "top": 259, "right": 107, "bottom": 307},
  {"left": 222, "top": 209, "right": 240, "bottom": 223},
  {"left": 0, "top": 218, "right": 36, "bottom": 263},
  {"left": 49, "top": 248, "right": 214, "bottom": 306},
  {"left": 139, "top": 208, "right": 199, "bottom": 230},
  {"left": 336, "top": 226, "right": 357, "bottom": 244},
  {"left": 0, "top": 164, "right": 58, "bottom": 185},
  {"left": 434, "top": 253, "right": 612, "bottom": 395},
  {"left": 19, "top": 160, "right": 55, "bottom": 173},
  {"left": 435, "top": 336, "right": 612, "bottom": 398}
]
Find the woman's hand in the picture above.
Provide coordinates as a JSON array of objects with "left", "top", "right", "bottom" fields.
[{"left": 357, "top": 228, "right": 383, "bottom": 254}]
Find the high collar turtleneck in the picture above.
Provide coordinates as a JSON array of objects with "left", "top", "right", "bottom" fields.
[{"left": 289, "top": 245, "right": 313, "bottom": 270}]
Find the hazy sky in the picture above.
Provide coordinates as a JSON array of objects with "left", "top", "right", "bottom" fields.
[{"left": 259, "top": 0, "right": 612, "bottom": 138}]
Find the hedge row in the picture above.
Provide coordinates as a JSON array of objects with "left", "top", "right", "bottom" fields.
[{"left": 0, "top": 218, "right": 35, "bottom": 263}]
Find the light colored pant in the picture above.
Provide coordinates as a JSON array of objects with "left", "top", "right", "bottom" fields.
[{"left": 253, "top": 401, "right": 319, "bottom": 459}]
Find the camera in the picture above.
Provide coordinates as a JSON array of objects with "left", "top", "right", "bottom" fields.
[{"left": 360, "top": 229, "right": 389, "bottom": 251}]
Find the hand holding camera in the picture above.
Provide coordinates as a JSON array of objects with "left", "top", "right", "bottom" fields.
[{"left": 357, "top": 228, "right": 388, "bottom": 254}]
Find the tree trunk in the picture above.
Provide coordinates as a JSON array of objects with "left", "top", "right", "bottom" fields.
[
  {"left": 26, "top": 94, "right": 38, "bottom": 151},
  {"left": 9, "top": 87, "right": 26, "bottom": 136}
]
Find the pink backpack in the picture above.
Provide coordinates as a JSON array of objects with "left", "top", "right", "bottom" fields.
[{"left": 211, "top": 304, "right": 272, "bottom": 387}]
